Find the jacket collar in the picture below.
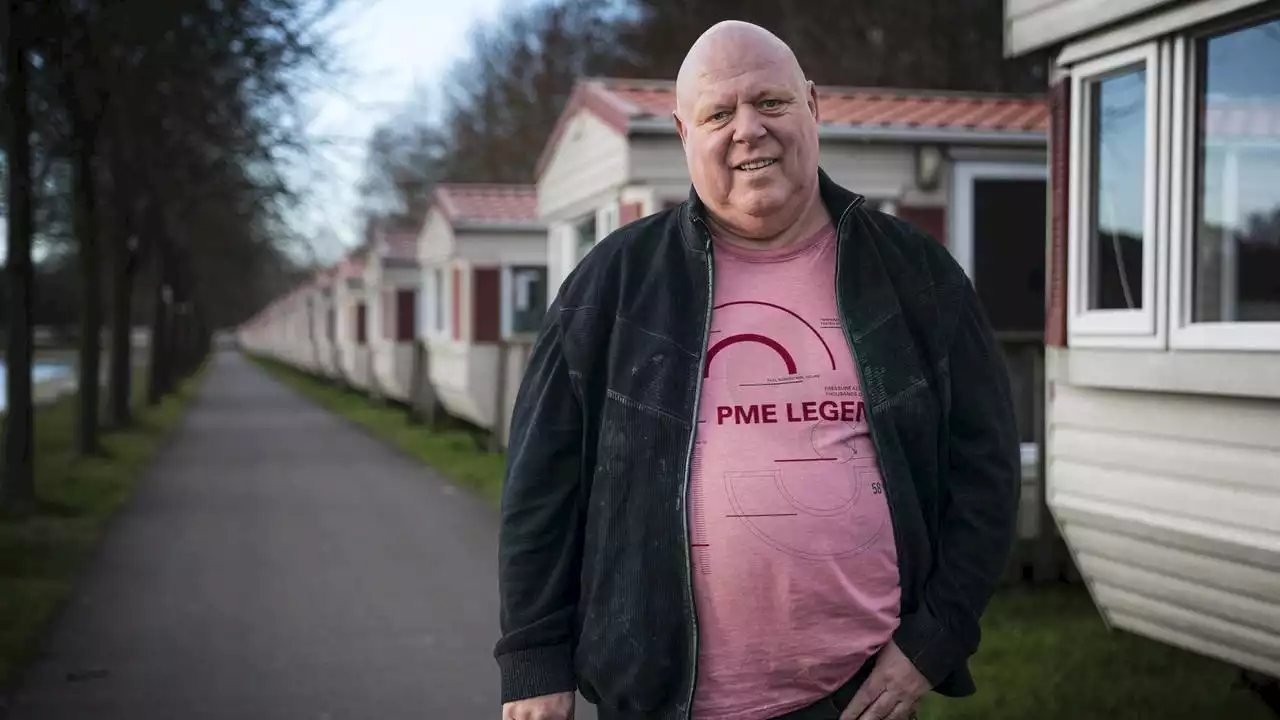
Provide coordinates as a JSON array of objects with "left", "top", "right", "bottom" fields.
[{"left": 679, "top": 167, "right": 866, "bottom": 252}]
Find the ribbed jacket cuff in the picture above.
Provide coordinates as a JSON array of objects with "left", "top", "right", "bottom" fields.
[
  {"left": 497, "top": 643, "right": 576, "bottom": 703},
  {"left": 893, "top": 609, "right": 968, "bottom": 689}
]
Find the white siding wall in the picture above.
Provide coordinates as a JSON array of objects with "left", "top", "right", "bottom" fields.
[
  {"left": 418, "top": 208, "right": 456, "bottom": 264},
  {"left": 1004, "top": 0, "right": 1173, "bottom": 55},
  {"left": 628, "top": 133, "right": 946, "bottom": 206},
  {"left": 538, "top": 111, "right": 629, "bottom": 222},
  {"left": 1046, "top": 348, "right": 1280, "bottom": 678},
  {"left": 454, "top": 230, "right": 548, "bottom": 266}
]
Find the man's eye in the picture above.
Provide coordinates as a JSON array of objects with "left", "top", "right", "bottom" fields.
[
  {"left": 759, "top": 99, "right": 782, "bottom": 110},
  {"left": 709, "top": 111, "right": 730, "bottom": 122}
]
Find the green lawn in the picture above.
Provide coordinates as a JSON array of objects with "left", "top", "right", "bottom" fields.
[
  {"left": 255, "top": 356, "right": 1274, "bottom": 719},
  {"left": 0, "top": 366, "right": 207, "bottom": 691}
]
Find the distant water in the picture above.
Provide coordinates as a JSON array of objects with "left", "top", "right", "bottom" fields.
[{"left": 0, "top": 361, "right": 75, "bottom": 411}]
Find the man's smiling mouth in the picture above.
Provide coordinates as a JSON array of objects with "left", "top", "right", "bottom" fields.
[{"left": 735, "top": 159, "right": 777, "bottom": 171}]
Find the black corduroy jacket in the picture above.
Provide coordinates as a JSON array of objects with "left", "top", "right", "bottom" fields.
[{"left": 495, "top": 170, "right": 1022, "bottom": 720}]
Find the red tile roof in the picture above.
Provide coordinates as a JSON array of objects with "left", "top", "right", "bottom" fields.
[
  {"left": 381, "top": 230, "right": 418, "bottom": 260},
  {"left": 536, "top": 78, "right": 1050, "bottom": 178},
  {"left": 607, "top": 79, "right": 1048, "bottom": 132},
  {"left": 433, "top": 184, "right": 540, "bottom": 226}
]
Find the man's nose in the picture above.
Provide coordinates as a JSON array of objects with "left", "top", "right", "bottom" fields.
[{"left": 731, "top": 107, "right": 767, "bottom": 143}]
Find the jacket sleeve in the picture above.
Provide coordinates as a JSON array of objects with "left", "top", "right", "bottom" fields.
[
  {"left": 893, "top": 276, "right": 1022, "bottom": 690},
  {"left": 493, "top": 310, "right": 586, "bottom": 703}
]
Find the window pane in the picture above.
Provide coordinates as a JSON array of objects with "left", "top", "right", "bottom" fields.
[
  {"left": 576, "top": 216, "right": 597, "bottom": 263},
  {"left": 1193, "top": 18, "right": 1280, "bottom": 323},
  {"left": 1088, "top": 65, "right": 1148, "bottom": 311},
  {"left": 510, "top": 267, "right": 548, "bottom": 334}
]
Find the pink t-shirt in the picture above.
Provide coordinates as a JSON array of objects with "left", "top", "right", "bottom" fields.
[{"left": 688, "top": 224, "right": 902, "bottom": 720}]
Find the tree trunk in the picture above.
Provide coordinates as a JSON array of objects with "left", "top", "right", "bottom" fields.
[
  {"left": 146, "top": 254, "right": 170, "bottom": 407},
  {"left": 2, "top": 0, "right": 37, "bottom": 514},
  {"left": 107, "top": 233, "right": 136, "bottom": 426},
  {"left": 72, "top": 125, "right": 102, "bottom": 456}
]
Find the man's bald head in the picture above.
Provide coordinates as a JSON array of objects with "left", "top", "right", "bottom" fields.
[
  {"left": 675, "top": 21, "right": 808, "bottom": 120},
  {"left": 671, "top": 21, "right": 824, "bottom": 244}
]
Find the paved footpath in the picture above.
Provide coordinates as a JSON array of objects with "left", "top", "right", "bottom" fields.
[{"left": 5, "top": 352, "right": 596, "bottom": 720}]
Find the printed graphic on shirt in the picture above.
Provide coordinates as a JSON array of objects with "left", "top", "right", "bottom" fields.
[{"left": 690, "top": 300, "right": 888, "bottom": 565}]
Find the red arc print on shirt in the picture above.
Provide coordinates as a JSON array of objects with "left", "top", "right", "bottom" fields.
[
  {"left": 702, "top": 301, "right": 837, "bottom": 378},
  {"left": 704, "top": 333, "right": 796, "bottom": 378}
]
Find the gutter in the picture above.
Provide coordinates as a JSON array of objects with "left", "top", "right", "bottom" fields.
[
  {"left": 454, "top": 220, "right": 547, "bottom": 234},
  {"left": 625, "top": 117, "right": 1047, "bottom": 146}
]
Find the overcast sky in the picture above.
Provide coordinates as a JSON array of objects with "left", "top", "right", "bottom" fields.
[
  {"left": 0, "top": 0, "right": 522, "bottom": 265},
  {"left": 286, "top": 0, "right": 523, "bottom": 264}
]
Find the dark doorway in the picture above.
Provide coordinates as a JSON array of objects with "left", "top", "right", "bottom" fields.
[
  {"left": 971, "top": 177, "right": 1047, "bottom": 447},
  {"left": 972, "top": 178, "right": 1048, "bottom": 334}
]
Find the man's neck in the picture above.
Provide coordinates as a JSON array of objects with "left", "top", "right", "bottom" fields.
[{"left": 707, "top": 190, "right": 831, "bottom": 253}]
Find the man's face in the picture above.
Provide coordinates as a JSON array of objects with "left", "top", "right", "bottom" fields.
[{"left": 675, "top": 48, "right": 820, "bottom": 237}]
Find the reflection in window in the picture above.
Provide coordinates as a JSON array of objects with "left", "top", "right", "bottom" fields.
[
  {"left": 1088, "top": 65, "right": 1147, "bottom": 311},
  {"left": 1193, "top": 18, "right": 1280, "bottom": 323},
  {"left": 509, "top": 266, "right": 548, "bottom": 335},
  {"left": 576, "top": 215, "right": 597, "bottom": 263}
]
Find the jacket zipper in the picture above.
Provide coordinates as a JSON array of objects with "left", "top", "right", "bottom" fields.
[
  {"left": 681, "top": 215, "right": 715, "bottom": 720},
  {"left": 833, "top": 198, "right": 906, "bottom": 592}
]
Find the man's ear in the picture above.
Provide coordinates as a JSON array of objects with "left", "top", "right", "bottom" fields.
[
  {"left": 673, "top": 110, "right": 688, "bottom": 148},
  {"left": 807, "top": 80, "right": 820, "bottom": 124}
]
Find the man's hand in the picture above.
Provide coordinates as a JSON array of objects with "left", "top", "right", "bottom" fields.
[
  {"left": 502, "top": 691, "right": 575, "bottom": 720},
  {"left": 839, "top": 641, "right": 930, "bottom": 720}
]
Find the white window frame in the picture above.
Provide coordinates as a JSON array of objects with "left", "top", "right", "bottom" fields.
[
  {"left": 597, "top": 203, "right": 619, "bottom": 240},
  {"left": 1067, "top": 41, "right": 1168, "bottom": 348},
  {"left": 426, "top": 265, "right": 449, "bottom": 340},
  {"left": 1168, "top": 15, "right": 1280, "bottom": 351}
]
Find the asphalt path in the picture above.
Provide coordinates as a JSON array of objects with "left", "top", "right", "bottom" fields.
[{"left": 4, "top": 352, "right": 596, "bottom": 720}]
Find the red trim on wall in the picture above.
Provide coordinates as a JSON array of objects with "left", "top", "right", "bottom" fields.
[
  {"left": 452, "top": 268, "right": 462, "bottom": 341},
  {"left": 619, "top": 202, "right": 643, "bottom": 225},
  {"left": 472, "top": 268, "right": 501, "bottom": 343},
  {"left": 896, "top": 206, "right": 947, "bottom": 247},
  {"left": 395, "top": 289, "right": 416, "bottom": 342},
  {"left": 1046, "top": 76, "right": 1071, "bottom": 348}
]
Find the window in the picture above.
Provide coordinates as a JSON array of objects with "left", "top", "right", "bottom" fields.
[
  {"left": 507, "top": 266, "right": 548, "bottom": 336},
  {"left": 1171, "top": 13, "right": 1280, "bottom": 350},
  {"left": 1069, "top": 42, "right": 1162, "bottom": 343},
  {"left": 575, "top": 215, "right": 597, "bottom": 263}
]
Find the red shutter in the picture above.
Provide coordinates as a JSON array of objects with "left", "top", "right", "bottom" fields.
[
  {"left": 472, "top": 268, "right": 501, "bottom": 343},
  {"left": 896, "top": 206, "right": 947, "bottom": 246},
  {"left": 396, "top": 289, "right": 416, "bottom": 342},
  {"left": 1046, "top": 75, "right": 1071, "bottom": 348},
  {"left": 452, "top": 268, "right": 462, "bottom": 341},
  {"left": 619, "top": 202, "right": 643, "bottom": 224},
  {"left": 355, "top": 303, "right": 367, "bottom": 345}
]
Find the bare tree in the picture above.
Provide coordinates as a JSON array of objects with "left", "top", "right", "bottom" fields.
[{"left": 2, "top": 0, "right": 37, "bottom": 514}]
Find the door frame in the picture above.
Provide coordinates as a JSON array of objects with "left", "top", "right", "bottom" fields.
[{"left": 948, "top": 161, "right": 1049, "bottom": 280}]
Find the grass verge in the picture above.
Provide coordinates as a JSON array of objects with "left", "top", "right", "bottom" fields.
[
  {"left": 253, "top": 355, "right": 1272, "bottom": 719},
  {"left": 0, "top": 365, "right": 208, "bottom": 692}
]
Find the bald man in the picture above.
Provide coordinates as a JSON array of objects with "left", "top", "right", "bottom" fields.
[{"left": 496, "top": 21, "right": 1020, "bottom": 720}]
